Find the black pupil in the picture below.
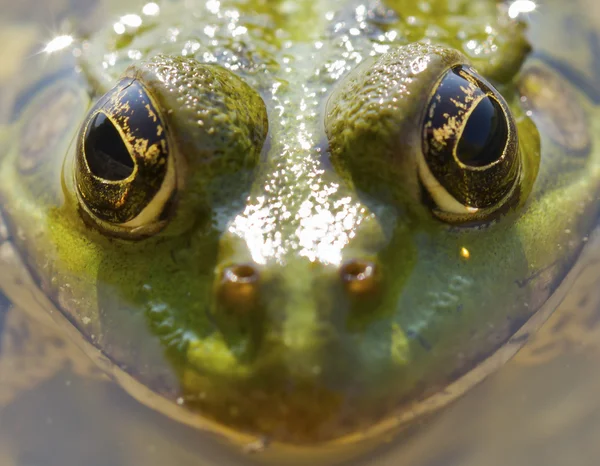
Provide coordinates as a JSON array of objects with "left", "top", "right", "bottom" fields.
[
  {"left": 84, "top": 112, "right": 134, "bottom": 181},
  {"left": 456, "top": 96, "right": 508, "bottom": 167}
]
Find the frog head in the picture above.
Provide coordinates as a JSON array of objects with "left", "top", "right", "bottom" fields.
[{"left": 2, "top": 0, "right": 599, "bottom": 448}]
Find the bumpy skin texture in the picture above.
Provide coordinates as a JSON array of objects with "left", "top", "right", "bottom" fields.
[
  {"left": 1, "top": 0, "right": 600, "bottom": 450},
  {"left": 76, "top": 55, "right": 268, "bottom": 236},
  {"left": 326, "top": 43, "right": 461, "bottom": 206},
  {"left": 326, "top": 43, "right": 539, "bottom": 223}
]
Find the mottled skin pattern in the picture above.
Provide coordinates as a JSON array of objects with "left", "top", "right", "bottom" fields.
[{"left": 1, "top": 0, "right": 600, "bottom": 457}]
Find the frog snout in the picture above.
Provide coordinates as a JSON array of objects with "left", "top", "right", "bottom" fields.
[{"left": 211, "top": 256, "right": 385, "bottom": 379}]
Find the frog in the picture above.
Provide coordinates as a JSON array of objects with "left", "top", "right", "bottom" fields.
[{"left": 1, "top": 0, "right": 600, "bottom": 462}]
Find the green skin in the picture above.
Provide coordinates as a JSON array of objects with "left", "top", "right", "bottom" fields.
[{"left": 1, "top": 0, "right": 600, "bottom": 446}]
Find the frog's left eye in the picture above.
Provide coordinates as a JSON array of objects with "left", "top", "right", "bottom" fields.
[
  {"left": 75, "top": 78, "right": 175, "bottom": 236},
  {"left": 419, "top": 65, "right": 520, "bottom": 219}
]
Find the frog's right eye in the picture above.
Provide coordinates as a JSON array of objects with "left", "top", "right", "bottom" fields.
[
  {"left": 325, "top": 44, "right": 539, "bottom": 225},
  {"left": 75, "top": 78, "right": 175, "bottom": 236},
  {"left": 418, "top": 65, "right": 521, "bottom": 221}
]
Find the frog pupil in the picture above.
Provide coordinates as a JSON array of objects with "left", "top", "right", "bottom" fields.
[
  {"left": 84, "top": 112, "right": 134, "bottom": 181},
  {"left": 456, "top": 96, "right": 508, "bottom": 167}
]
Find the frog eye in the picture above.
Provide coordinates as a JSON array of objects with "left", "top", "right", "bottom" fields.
[
  {"left": 75, "top": 78, "right": 175, "bottom": 236},
  {"left": 420, "top": 65, "right": 520, "bottom": 220}
]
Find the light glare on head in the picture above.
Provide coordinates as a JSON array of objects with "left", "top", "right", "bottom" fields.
[
  {"left": 142, "top": 2, "right": 160, "bottom": 16},
  {"left": 120, "top": 14, "right": 143, "bottom": 28},
  {"left": 508, "top": 0, "right": 537, "bottom": 19}
]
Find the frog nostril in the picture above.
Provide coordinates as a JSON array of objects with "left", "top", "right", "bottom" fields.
[
  {"left": 218, "top": 264, "right": 260, "bottom": 313},
  {"left": 223, "top": 264, "right": 259, "bottom": 284},
  {"left": 340, "top": 259, "right": 380, "bottom": 296}
]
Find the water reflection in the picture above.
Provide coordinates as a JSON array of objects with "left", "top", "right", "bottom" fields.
[
  {"left": 43, "top": 34, "right": 73, "bottom": 54},
  {"left": 508, "top": 0, "right": 537, "bottom": 19}
]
